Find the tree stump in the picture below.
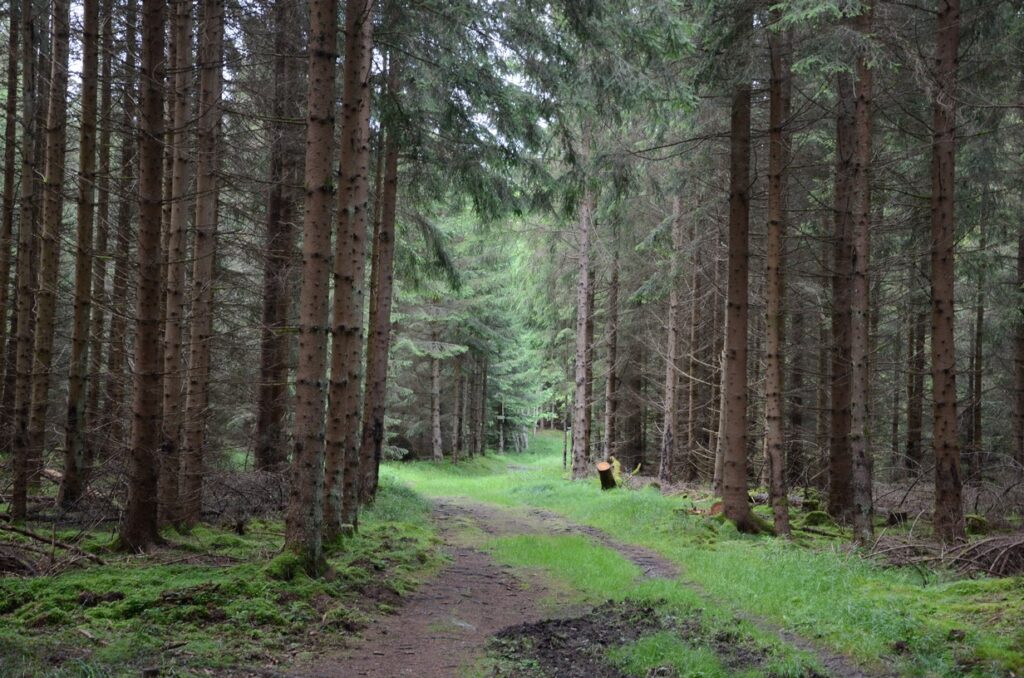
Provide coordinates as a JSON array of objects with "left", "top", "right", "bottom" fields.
[{"left": 597, "top": 461, "right": 616, "bottom": 490}]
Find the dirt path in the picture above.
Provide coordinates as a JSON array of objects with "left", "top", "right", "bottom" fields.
[{"left": 294, "top": 497, "right": 885, "bottom": 678}]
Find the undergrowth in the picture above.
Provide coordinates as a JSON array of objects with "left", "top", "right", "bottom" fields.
[
  {"left": 0, "top": 478, "right": 442, "bottom": 677},
  {"left": 388, "top": 431, "right": 1024, "bottom": 677}
]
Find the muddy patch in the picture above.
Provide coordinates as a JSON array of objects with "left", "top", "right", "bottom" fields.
[{"left": 486, "top": 599, "right": 803, "bottom": 678}]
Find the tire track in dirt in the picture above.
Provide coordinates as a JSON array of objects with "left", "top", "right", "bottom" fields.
[{"left": 294, "top": 497, "right": 889, "bottom": 678}]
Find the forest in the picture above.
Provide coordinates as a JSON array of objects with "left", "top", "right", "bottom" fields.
[{"left": 0, "top": 0, "right": 1023, "bottom": 675}]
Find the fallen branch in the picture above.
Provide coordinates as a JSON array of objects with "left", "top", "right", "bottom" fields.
[{"left": 0, "top": 524, "right": 106, "bottom": 566}]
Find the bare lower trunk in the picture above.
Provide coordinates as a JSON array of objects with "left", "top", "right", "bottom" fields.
[
  {"left": 1015, "top": 231, "right": 1024, "bottom": 471},
  {"left": 119, "top": 0, "right": 166, "bottom": 551},
  {"left": 930, "top": 0, "right": 964, "bottom": 543},
  {"left": 285, "top": 0, "right": 338, "bottom": 573},
  {"left": 660, "top": 198, "right": 683, "bottom": 487},
  {"left": 722, "top": 83, "right": 756, "bottom": 532},
  {"left": 60, "top": 0, "right": 100, "bottom": 508},
  {"left": 849, "top": 3, "right": 874, "bottom": 545},
  {"left": 603, "top": 246, "right": 619, "bottom": 459},
  {"left": 255, "top": 0, "right": 301, "bottom": 472},
  {"left": 85, "top": 0, "right": 113, "bottom": 485},
  {"left": 0, "top": 0, "right": 18, "bottom": 380},
  {"left": 27, "top": 0, "right": 71, "bottom": 510},
  {"left": 764, "top": 17, "right": 792, "bottom": 536},
  {"left": 571, "top": 178, "right": 594, "bottom": 479},
  {"left": 157, "top": 0, "right": 193, "bottom": 523},
  {"left": 358, "top": 93, "right": 399, "bottom": 506},
  {"left": 452, "top": 356, "right": 462, "bottom": 463},
  {"left": 103, "top": 0, "right": 137, "bottom": 459},
  {"left": 10, "top": 0, "right": 38, "bottom": 521},
  {"left": 179, "top": 0, "right": 224, "bottom": 529},
  {"left": 829, "top": 72, "right": 855, "bottom": 521},
  {"left": 324, "top": 0, "right": 376, "bottom": 538},
  {"left": 906, "top": 302, "right": 926, "bottom": 473},
  {"left": 432, "top": 355, "right": 443, "bottom": 462}
]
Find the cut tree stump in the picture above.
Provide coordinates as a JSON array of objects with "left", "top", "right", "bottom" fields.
[{"left": 596, "top": 462, "right": 616, "bottom": 490}]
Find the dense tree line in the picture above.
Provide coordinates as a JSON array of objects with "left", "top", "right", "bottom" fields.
[{"left": 0, "top": 0, "right": 1022, "bottom": 574}]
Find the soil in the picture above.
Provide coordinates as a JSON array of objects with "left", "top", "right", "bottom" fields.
[{"left": 292, "top": 498, "right": 887, "bottom": 678}]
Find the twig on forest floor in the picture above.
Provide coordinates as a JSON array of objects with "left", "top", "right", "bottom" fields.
[{"left": 0, "top": 524, "right": 106, "bottom": 565}]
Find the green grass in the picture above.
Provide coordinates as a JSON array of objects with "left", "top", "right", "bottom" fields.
[
  {"left": 0, "top": 478, "right": 443, "bottom": 677},
  {"left": 388, "top": 431, "right": 1024, "bottom": 677}
]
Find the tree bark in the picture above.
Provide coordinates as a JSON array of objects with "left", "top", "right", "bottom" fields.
[
  {"left": 27, "top": 0, "right": 72, "bottom": 506},
  {"left": 358, "top": 83, "right": 398, "bottom": 505},
  {"left": 0, "top": 0, "right": 18, "bottom": 380},
  {"left": 571, "top": 176, "right": 594, "bottom": 479},
  {"left": 10, "top": 0, "right": 37, "bottom": 521},
  {"left": 829, "top": 72, "right": 855, "bottom": 521},
  {"left": 85, "top": 0, "right": 114, "bottom": 484},
  {"left": 157, "top": 0, "right": 193, "bottom": 523},
  {"left": 722, "top": 83, "right": 757, "bottom": 532},
  {"left": 849, "top": 2, "right": 875, "bottom": 545},
  {"left": 103, "top": 0, "right": 137, "bottom": 460},
  {"left": 179, "top": 0, "right": 224, "bottom": 529},
  {"left": 603, "top": 245, "right": 619, "bottom": 460},
  {"left": 930, "top": 0, "right": 964, "bottom": 543},
  {"left": 764, "top": 16, "right": 792, "bottom": 536},
  {"left": 452, "top": 356, "right": 462, "bottom": 463},
  {"left": 324, "top": 0, "right": 376, "bottom": 537},
  {"left": 59, "top": 0, "right": 100, "bottom": 508},
  {"left": 967, "top": 222, "right": 984, "bottom": 479},
  {"left": 1015, "top": 230, "right": 1024, "bottom": 472},
  {"left": 255, "top": 0, "right": 302, "bottom": 472},
  {"left": 432, "top": 353, "right": 443, "bottom": 462},
  {"left": 660, "top": 197, "right": 683, "bottom": 487},
  {"left": 119, "top": 0, "right": 166, "bottom": 551},
  {"left": 284, "top": 0, "right": 339, "bottom": 572},
  {"left": 906, "top": 299, "right": 926, "bottom": 473}
]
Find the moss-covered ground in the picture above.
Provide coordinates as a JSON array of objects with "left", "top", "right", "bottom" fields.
[{"left": 0, "top": 479, "right": 443, "bottom": 677}]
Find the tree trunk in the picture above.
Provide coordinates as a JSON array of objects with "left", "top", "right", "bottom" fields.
[
  {"left": 461, "top": 367, "right": 470, "bottom": 458},
  {"left": 764, "top": 17, "right": 792, "bottom": 536},
  {"left": 1015, "top": 231, "right": 1024, "bottom": 472},
  {"left": 585, "top": 265, "right": 595, "bottom": 460},
  {"left": 27, "top": 0, "right": 71, "bottom": 506},
  {"left": 10, "top": 0, "right": 38, "bottom": 521},
  {"left": 930, "top": 0, "right": 964, "bottom": 543},
  {"left": 967, "top": 222, "right": 984, "bottom": 479},
  {"left": 178, "top": 0, "right": 224, "bottom": 529},
  {"left": 660, "top": 197, "right": 682, "bottom": 487},
  {"left": 432, "top": 353, "right": 443, "bottom": 462},
  {"left": 829, "top": 72, "right": 855, "bottom": 521},
  {"left": 85, "top": 0, "right": 113, "bottom": 484},
  {"left": 906, "top": 301, "right": 926, "bottom": 473},
  {"left": 479, "top": 357, "right": 488, "bottom": 455},
  {"left": 324, "top": 0, "right": 376, "bottom": 538},
  {"left": 255, "top": 0, "right": 301, "bottom": 472},
  {"left": 119, "top": 0, "right": 166, "bottom": 551},
  {"left": 59, "top": 0, "right": 100, "bottom": 508},
  {"left": 0, "top": 0, "right": 18, "bottom": 380},
  {"left": 603, "top": 245, "right": 619, "bottom": 459},
  {"left": 103, "top": 0, "right": 137, "bottom": 460},
  {"left": 722, "top": 82, "right": 757, "bottom": 532},
  {"left": 358, "top": 80, "right": 398, "bottom": 505},
  {"left": 156, "top": 0, "right": 193, "bottom": 522},
  {"left": 452, "top": 356, "right": 462, "bottom": 462},
  {"left": 285, "top": 0, "right": 338, "bottom": 573},
  {"left": 571, "top": 177, "right": 594, "bottom": 479},
  {"left": 849, "top": 2, "right": 874, "bottom": 545}
]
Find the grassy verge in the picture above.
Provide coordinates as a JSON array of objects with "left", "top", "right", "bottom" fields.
[
  {"left": 0, "top": 478, "right": 443, "bottom": 677},
  {"left": 386, "top": 431, "right": 1024, "bottom": 677}
]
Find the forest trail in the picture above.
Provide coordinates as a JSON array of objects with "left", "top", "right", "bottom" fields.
[{"left": 295, "top": 495, "right": 886, "bottom": 678}]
